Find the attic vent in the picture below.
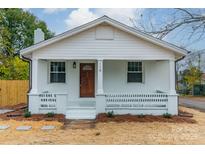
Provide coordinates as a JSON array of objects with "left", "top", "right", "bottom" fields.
[{"left": 95, "top": 26, "right": 114, "bottom": 40}]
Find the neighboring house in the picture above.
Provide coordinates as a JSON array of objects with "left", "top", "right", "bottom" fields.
[{"left": 20, "top": 16, "right": 187, "bottom": 119}]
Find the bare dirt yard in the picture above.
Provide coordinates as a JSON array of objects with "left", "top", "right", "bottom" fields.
[{"left": 0, "top": 106, "right": 205, "bottom": 144}]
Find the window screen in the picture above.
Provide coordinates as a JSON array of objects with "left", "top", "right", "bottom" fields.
[
  {"left": 127, "top": 62, "right": 143, "bottom": 83},
  {"left": 50, "top": 62, "right": 66, "bottom": 83}
]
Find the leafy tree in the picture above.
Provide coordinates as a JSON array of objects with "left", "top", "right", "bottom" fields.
[
  {"left": 182, "top": 65, "right": 203, "bottom": 91},
  {"left": 0, "top": 8, "right": 54, "bottom": 80},
  {"left": 0, "top": 55, "right": 29, "bottom": 80}
]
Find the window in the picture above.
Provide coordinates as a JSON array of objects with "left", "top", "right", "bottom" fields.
[
  {"left": 50, "top": 62, "right": 66, "bottom": 83},
  {"left": 127, "top": 62, "right": 143, "bottom": 83}
]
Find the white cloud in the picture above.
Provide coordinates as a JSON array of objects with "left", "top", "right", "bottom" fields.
[
  {"left": 65, "top": 8, "right": 144, "bottom": 29},
  {"left": 43, "top": 8, "right": 67, "bottom": 14},
  {"left": 65, "top": 9, "right": 98, "bottom": 28},
  {"left": 96, "top": 8, "right": 139, "bottom": 26},
  {"left": 22, "top": 8, "right": 31, "bottom": 12},
  {"left": 22, "top": 8, "right": 30, "bottom": 11}
]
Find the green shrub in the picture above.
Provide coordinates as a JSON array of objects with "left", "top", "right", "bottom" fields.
[
  {"left": 24, "top": 111, "right": 31, "bottom": 118},
  {"left": 47, "top": 112, "right": 55, "bottom": 117},
  {"left": 138, "top": 114, "right": 145, "bottom": 118},
  {"left": 107, "top": 111, "right": 114, "bottom": 118},
  {"left": 163, "top": 113, "right": 172, "bottom": 118}
]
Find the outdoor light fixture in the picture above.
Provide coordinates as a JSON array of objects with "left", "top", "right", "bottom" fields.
[{"left": 73, "top": 61, "right": 76, "bottom": 69}]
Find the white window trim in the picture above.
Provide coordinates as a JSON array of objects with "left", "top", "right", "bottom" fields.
[
  {"left": 48, "top": 61, "right": 67, "bottom": 84},
  {"left": 127, "top": 61, "right": 145, "bottom": 83}
]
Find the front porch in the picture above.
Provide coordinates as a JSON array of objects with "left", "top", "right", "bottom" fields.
[{"left": 28, "top": 58, "right": 178, "bottom": 119}]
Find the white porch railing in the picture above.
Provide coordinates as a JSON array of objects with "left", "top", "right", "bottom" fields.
[{"left": 105, "top": 93, "right": 168, "bottom": 109}]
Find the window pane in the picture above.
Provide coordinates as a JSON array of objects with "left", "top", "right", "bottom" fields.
[
  {"left": 138, "top": 64, "right": 142, "bottom": 71},
  {"left": 127, "top": 73, "right": 142, "bottom": 82},
  {"left": 51, "top": 62, "right": 54, "bottom": 72},
  {"left": 128, "top": 62, "right": 132, "bottom": 71},
  {"left": 59, "top": 62, "right": 65, "bottom": 72},
  {"left": 58, "top": 73, "right": 66, "bottom": 82},
  {"left": 51, "top": 62, "right": 65, "bottom": 72},
  {"left": 50, "top": 73, "right": 65, "bottom": 83},
  {"left": 136, "top": 73, "right": 142, "bottom": 82},
  {"left": 50, "top": 73, "right": 57, "bottom": 82},
  {"left": 128, "top": 62, "right": 142, "bottom": 72}
]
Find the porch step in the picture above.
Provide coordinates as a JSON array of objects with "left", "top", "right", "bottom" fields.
[{"left": 66, "top": 107, "right": 96, "bottom": 120}]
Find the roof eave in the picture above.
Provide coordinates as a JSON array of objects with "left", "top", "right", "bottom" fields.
[
  {"left": 104, "top": 17, "right": 188, "bottom": 56},
  {"left": 20, "top": 16, "right": 108, "bottom": 55}
]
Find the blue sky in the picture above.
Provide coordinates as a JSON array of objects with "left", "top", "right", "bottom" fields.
[
  {"left": 28, "top": 8, "right": 139, "bottom": 34},
  {"left": 28, "top": 8, "right": 75, "bottom": 34},
  {"left": 27, "top": 8, "right": 205, "bottom": 51}
]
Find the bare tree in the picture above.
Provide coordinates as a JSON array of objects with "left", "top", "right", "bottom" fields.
[
  {"left": 132, "top": 9, "right": 205, "bottom": 93},
  {"left": 132, "top": 8, "right": 205, "bottom": 49}
]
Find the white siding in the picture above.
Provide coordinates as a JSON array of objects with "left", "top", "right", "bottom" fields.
[
  {"left": 32, "top": 25, "right": 175, "bottom": 60},
  {"left": 95, "top": 26, "right": 114, "bottom": 40},
  {"left": 103, "top": 60, "right": 169, "bottom": 93},
  {"left": 38, "top": 60, "right": 68, "bottom": 93},
  {"left": 37, "top": 60, "right": 170, "bottom": 102},
  {"left": 38, "top": 60, "right": 97, "bottom": 103}
]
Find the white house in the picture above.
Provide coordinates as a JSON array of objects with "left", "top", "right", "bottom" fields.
[{"left": 20, "top": 16, "right": 187, "bottom": 119}]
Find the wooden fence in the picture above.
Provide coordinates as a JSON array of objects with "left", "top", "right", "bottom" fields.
[{"left": 0, "top": 80, "right": 29, "bottom": 107}]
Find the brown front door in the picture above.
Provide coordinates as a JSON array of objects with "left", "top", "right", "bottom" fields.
[{"left": 80, "top": 63, "right": 95, "bottom": 97}]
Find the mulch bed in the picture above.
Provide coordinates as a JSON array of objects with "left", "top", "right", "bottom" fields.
[
  {"left": 95, "top": 111, "right": 196, "bottom": 124},
  {"left": 0, "top": 103, "right": 196, "bottom": 124},
  {"left": 0, "top": 113, "right": 65, "bottom": 122},
  {"left": 0, "top": 103, "right": 65, "bottom": 122}
]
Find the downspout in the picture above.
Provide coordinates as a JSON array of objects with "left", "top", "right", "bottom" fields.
[
  {"left": 20, "top": 54, "right": 32, "bottom": 108},
  {"left": 175, "top": 55, "right": 186, "bottom": 92},
  {"left": 174, "top": 55, "right": 186, "bottom": 115}
]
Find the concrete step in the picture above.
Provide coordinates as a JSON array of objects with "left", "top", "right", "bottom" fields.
[{"left": 66, "top": 107, "right": 96, "bottom": 120}]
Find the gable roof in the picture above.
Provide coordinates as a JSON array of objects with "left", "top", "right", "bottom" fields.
[{"left": 20, "top": 15, "right": 188, "bottom": 56}]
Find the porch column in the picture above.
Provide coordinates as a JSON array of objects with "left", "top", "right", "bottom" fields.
[
  {"left": 30, "top": 58, "right": 38, "bottom": 93},
  {"left": 168, "top": 59, "right": 178, "bottom": 115},
  {"left": 96, "top": 59, "right": 106, "bottom": 114},
  {"left": 97, "top": 59, "right": 104, "bottom": 94},
  {"left": 169, "top": 59, "right": 176, "bottom": 94}
]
